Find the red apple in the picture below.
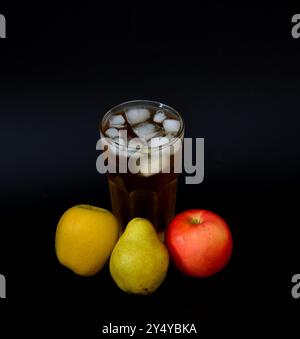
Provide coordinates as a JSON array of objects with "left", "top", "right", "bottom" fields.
[{"left": 166, "top": 209, "right": 233, "bottom": 278}]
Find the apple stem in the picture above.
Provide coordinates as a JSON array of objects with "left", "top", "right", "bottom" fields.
[{"left": 190, "top": 217, "right": 201, "bottom": 224}]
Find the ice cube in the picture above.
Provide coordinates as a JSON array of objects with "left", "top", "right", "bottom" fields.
[
  {"left": 114, "top": 137, "right": 126, "bottom": 146},
  {"left": 125, "top": 108, "right": 150, "bottom": 125},
  {"left": 165, "top": 133, "right": 175, "bottom": 141},
  {"left": 163, "top": 119, "right": 181, "bottom": 135},
  {"left": 128, "top": 137, "right": 148, "bottom": 150},
  {"left": 153, "top": 110, "right": 166, "bottom": 124},
  {"left": 139, "top": 154, "right": 160, "bottom": 176},
  {"left": 139, "top": 147, "right": 172, "bottom": 176},
  {"left": 109, "top": 114, "right": 125, "bottom": 127},
  {"left": 149, "top": 136, "right": 170, "bottom": 148},
  {"left": 133, "top": 122, "right": 159, "bottom": 141},
  {"left": 105, "top": 127, "right": 119, "bottom": 138}
]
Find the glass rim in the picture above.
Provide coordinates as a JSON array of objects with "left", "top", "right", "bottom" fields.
[{"left": 100, "top": 100, "right": 185, "bottom": 152}]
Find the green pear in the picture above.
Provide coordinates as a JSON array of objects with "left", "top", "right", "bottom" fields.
[{"left": 109, "top": 217, "right": 169, "bottom": 295}]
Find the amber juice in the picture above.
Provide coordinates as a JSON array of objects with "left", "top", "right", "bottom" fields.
[{"left": 100, "top": 100, "right": 184, "bottom": 231}]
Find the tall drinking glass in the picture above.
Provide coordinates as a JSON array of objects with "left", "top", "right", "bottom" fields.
[{"left": 100, "top": 100, "right": 184, "bottom": 232}]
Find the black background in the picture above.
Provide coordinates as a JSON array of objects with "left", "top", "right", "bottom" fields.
[{"left": 0, "top": 2, "right": 299, "bottom": 337}]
